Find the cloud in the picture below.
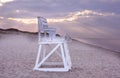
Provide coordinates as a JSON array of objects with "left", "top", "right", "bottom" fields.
[
  {"left": 0, "top": 0, "right": 14, "bottom": 3},
  {"left": 0, "top": 0, "right": 120, "bottom": 38},
  {"left": 0, "top": 17, "right": 37, "bottom": 32},
  {"left": 48, "top": 10, "right": 120, "bottom": 38},
  {"left": 8, "top": 18, "right": 37, "bottom": 24},
  {"left": 80, "top": 0, "right": 120, "bottom": 14},
  {"left": 3, "top": 10, "right": 115, "bottom": 24},
  {"left": 0, "top": 0, "right": 14, "bottom": 6},
  {"left": 0, "top": 0, "right": 120, "bottom": 19},
  {"left": 48, "top": 10, "right": 115, "bottom": 23}
]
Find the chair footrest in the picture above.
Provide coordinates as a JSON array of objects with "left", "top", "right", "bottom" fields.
[{"left": 33, "top": 68, "right": 69, "bottom": 72}]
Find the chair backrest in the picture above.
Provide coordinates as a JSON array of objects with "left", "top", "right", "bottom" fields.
[
  {"left": 38, "top": 16, "right": 48, "bottom": 32},
  {"left": 37, "top": 16, "right": 56, "bottom": 41}
]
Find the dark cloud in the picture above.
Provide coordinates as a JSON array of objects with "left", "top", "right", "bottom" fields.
[
  {"left": 80, "top": 0, "right": 120, "bottom": 14},
  {"left": 0, "top": 0, "right": 120, "bottom": 18}
]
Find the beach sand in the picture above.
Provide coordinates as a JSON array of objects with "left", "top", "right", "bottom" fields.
[{"left": 0, "top": 31, "right": 120, "bottom": 78}]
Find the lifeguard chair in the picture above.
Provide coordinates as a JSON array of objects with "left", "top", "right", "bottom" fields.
[{"left": 34, "top": 16, "right": 72, "bottom": 72}]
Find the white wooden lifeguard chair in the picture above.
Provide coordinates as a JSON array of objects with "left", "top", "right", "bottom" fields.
[{"left": 34, "top": 16, "right": 72, "bottom": 72}]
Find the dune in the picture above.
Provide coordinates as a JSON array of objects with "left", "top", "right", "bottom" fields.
[{"left": 0, "top": 29, "right": 120, "bottom": 78}]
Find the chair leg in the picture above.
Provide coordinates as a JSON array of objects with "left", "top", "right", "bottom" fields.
[
  {"left": 34, "top": 44, "right": 42, "bottom": 69},
  {"left": 42, "top": 44, "right": 46, "bottom": 59},
  {"left": 60, "top": 44, "right": 67, "bottom": 70},
  {"left": 63, "top": 43, "right": 72, "bottom": 69}
]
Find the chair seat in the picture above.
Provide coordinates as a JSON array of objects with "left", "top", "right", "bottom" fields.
[
  {"left": 39, "top": 37, "right": 66, "bottom": 44},
  {"left": 44, "top": 27, "right": 56, "bottom": 31}
]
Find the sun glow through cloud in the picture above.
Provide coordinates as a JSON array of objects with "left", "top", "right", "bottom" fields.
[
  {"left": 7, "top": 10, "right": 116, "bottom": 24},
  {"left": 8, "top": 18, "right": 37, "bottom": 24},
  {"left": 48, "top": 10, "right": 115, "bottom": 23},
  {"left": 0, "top": 16, "right": 4, "bottom": 19},
  {"left": 0, "top": 0, "right": 14, "bottom": 6},
  {"left": 0, "top": 3, "right": 2, "bottom": 6}
]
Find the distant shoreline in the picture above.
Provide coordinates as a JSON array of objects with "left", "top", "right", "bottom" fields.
[{"left": 73, "top": 38, "right": 120, "bottom": 53}]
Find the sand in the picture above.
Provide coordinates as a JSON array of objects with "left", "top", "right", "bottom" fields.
[{"left": 0, "top": 31, "right": 120, "bottom": 78}]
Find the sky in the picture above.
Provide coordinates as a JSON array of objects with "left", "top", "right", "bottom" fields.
[{"left": 0, "top": 0, "right": 120, "bottom": 38}]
